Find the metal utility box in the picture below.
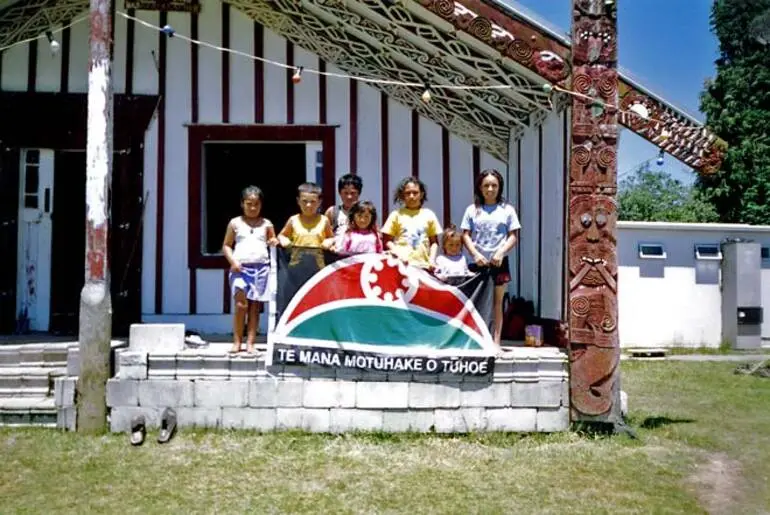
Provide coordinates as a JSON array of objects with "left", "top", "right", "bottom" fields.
[{"left": 721, "top": 240, "right": 763, "bottom": 350}]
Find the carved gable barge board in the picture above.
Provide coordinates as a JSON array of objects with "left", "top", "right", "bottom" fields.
[
  {"left": 123, "top": 0, "right": 201, "bottom": 13},
  {"left": 301, "top": 0, "right": 528, "bottom": 130},
  {"left": 0, "top": 0, "right": 88, "bottom": 48},
  {"left": 229, "top": 0, "right": 511, "bottom": 160},
  {"left": 350, "top": 0, "right": 554, "bottom": 115},
  {"left": 416, "top": 0, "right": 727, "bottom": 173}
]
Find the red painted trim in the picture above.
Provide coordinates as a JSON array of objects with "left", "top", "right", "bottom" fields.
[
  {"left": 60, "top": 24, "right": 71, "bottom": 93},
  {"left": 349, "top": 79, "right": 357, "bottom": 173},
  {"left": 190, "top": 12, "right": 199, "bottom": 124},
  {"left": 472, "top": 145, "right": 480, "bottom": 185},
  {"left": 27, "top": 40, "right": 37, "bottom": 92},
  {"left": 411, "top": 111, "right": 419, "bottom": 177},
  {"left": 286, "top": 41, "right": 294, "bottom": 124},
  {"left": 154, "top": 11, "right": 168, "bottom": 314},
  {"left": 187, "top": 125, "right": 337, "bottom": 269},
  {"left": 441, "top": 128, "right": 451, "bottom": 227},
  {"left": 124, "top": 9, "right": 134, "bottom": 94},
  {"left": 318, "top": 60, "right": 327, "bottom": 125},
  {"left": 253, "top": 22, "right": 263, "bottom": 123},
  {"left": 537, "top": 124, "right": 543, "bottom": 316},
  {"left": 516, "top": 138, "right": 522, "bottom": 297},
  {"left": 380, "top": 93, "right": 389, "bottom": 224},
  {"left": 221, "top": 2, "right": 230, "bottom": 124},
  {"left": 189, "top": 11, "right": 199, "bottom": 315}
]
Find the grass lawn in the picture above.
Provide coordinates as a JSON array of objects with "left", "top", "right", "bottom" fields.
[{"left": 2, "top": 361, "right": 770, "bottom": 514}]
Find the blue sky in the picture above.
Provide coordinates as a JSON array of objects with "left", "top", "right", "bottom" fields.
[{"left": 506, "top": 0, "right": 719, "bottom": 184}]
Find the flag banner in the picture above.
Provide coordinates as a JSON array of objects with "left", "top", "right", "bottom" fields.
[{"left": 267, "top": 247, "right": 497, "bottom": 377}]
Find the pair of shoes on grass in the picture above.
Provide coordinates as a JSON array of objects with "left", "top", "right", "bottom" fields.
[{"left": 130, "top": 407, "right": 176, "bottom": 446}]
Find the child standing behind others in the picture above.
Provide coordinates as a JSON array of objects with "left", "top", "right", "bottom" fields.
[
  {"left": 222, "top": 186, "right": 277, "bottom": 354},
  {"left": 325, "top": 173, "right": 362, "bottom": 238},
  {"left": 461, "top": 169, "right": 521, "bottom": 347},
  {"left": 381, "top": 177, "right": 443, "bottom": 270},
  {"left": 330, "top": 200, "right": 383, "bottom": 256},
  {"left": 434, "top": 225, "right": 471, "bottom": 280}
]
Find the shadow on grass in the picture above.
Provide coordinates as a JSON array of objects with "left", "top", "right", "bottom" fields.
[{"left": 639, "top": 416, "right": 696, "bottom": 429}]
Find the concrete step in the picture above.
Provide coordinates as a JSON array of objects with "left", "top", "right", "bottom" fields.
[
  {"left": 0, "top": 343, "right": 69, "bottom": 368},
  {"left": 0, "top": 396, "right": 57, "bottom": 427},
  {"left": 0, "top": 367, "right": 67, "bottom": 397}
]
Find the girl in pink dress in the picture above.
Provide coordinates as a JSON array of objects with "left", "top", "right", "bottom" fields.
[{"left": 329, "top": 200, "right": 383, "bottom": 255}]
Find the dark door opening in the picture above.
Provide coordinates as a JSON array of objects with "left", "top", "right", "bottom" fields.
[
  {"left": 202, "top": 142, "right": 307, "bottom": 254},
  {"left": 49, "top": 151, "right": 86, "bottom": 335}
]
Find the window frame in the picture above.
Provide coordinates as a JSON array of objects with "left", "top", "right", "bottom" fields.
[
  {"left": 638, "top": 242, "right": 667, "bottom": 260},
  {"left": 694, "top": 243, "right": 722, "bottom": 261},
  {"left": 187, "top": 124, "right": 337, "bottom": 269},
  {"left": 761, "top": 247, "right": 770, "bottom": 260}
]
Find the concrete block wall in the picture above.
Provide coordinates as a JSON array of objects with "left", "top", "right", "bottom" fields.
[{"left": 102, "top": 347, "right": 570, "bottom": 433}]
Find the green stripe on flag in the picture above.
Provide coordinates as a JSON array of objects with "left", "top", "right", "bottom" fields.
[{"left": 287, "top": 305, "right": 484, "bottom": 350}]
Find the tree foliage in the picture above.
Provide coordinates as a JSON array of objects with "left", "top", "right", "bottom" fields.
[
  {"left": 618, "top": 163, "right": 719, "bottom": 223},
  {"left": 697, "top": 0, "right": 770, "bottom": 224}
]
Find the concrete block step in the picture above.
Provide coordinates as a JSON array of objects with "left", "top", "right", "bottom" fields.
[
  {"left": 0, "top": 396, "right": 57, "bottom": 427},
  {"left": 0, "top": 343, "right": 69, "bottom": 368},
  {"left": 0, "top": 367, "right": 67, "bottom": 397}
]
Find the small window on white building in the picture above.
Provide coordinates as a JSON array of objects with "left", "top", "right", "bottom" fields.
[
  {"left": 638, "top": 243, "right": 666, "bottom": 259},
  {"left": 762, "top": 247, "right": 770, "bottom": 260},
  {"left": 695, "top": 244, "right": 722, "bottom": 261}
]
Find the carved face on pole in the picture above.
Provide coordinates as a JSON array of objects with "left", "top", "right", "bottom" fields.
[{"left": 568, "top": 195, "right": 618, "bottom": 287}]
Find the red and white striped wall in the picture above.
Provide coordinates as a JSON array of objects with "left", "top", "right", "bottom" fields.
[{"left": 0, "top": 1, "right": 568, "bottom": 333}]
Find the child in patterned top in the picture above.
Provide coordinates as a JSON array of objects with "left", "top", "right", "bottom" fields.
[
  {"left": 434, "top": 225, "right": 471, "bottom": 280},
  {"left": 461, "top": 169, "right": 521, "bottom": 346},
  {"left": 222, "top": 186, "right": 278, "bottom": 354},
  {"left": 329, "top": 200, "right": 383, "bottom": 256},
  {"left": 381, "top": 176, "right": 443, "bottom": 270}
]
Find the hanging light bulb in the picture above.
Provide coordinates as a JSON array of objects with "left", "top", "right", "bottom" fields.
[
  {"left": 292, "top": 66, "right": 303, "bottom": 84},
  {"left": 161, "top": 24, "right": 175, "bottom": 37},
  {"left": 45, "top": 31, "right": 60, "bottom": 55},
  {"left": 656, "top": 150, "right": 665, "bottom": 166},
  {"left": 421, "top": 88, "right": 431, "bottom": 103}
]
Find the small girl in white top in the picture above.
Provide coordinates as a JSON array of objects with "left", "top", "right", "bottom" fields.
[
  {"left": 434, "top": 225, "right": 470, "bottom": 280},
  {"left": 222, "top": 186, "right": 278, "bottom": 353}
]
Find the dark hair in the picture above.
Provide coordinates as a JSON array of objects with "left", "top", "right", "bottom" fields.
[
  {"left": 338, "top": 173, "right": 363, "bottom": 193},
  {"left": 441, "top": 224, "right": 463, "bottom": 253},
  {"left": 393, "top": 176, "right": 427, "bottom": 206},
  {"left": 347, "top": 200, "right": 378, "bottom": 232},
  {"left": 474, "top": 169, "right": 505, "bottom": 206},
  {"left": 241, "top": 185, "right": 264, "bottom": 202},
  {"left": 298, "top": 182, "right": 322, "bottom": 197}
]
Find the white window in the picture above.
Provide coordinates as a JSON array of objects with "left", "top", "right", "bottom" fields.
[
  {"left": 695, "top": 244, "right": 722, "bottom": 261},
  {"left": 638, "top": 243, "right": 666, "bottom": 259}
]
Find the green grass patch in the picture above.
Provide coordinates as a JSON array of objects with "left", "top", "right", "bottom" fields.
[{"left": 2, "top": 361, "right": 769, "bottom": 514}]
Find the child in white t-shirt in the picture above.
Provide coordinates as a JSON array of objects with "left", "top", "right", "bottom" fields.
[{"left": 435, "top": 225, "right": 470, "bottom": 280}]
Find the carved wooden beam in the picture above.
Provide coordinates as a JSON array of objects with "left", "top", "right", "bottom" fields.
[
  {"left": 567, "top": 0, "right": 621, "bottom": 423},
  {"left": 417, "top": 0, "right": 727, "bottom": 174}
]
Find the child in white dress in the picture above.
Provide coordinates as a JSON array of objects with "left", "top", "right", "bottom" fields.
[
  {"left": 222, "top": 186, "right": 278, "bottom": 353},
  {"left": 434, "top": 225, "right": 470, "bottom": 280}
]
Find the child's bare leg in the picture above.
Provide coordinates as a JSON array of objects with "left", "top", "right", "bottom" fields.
[
  {"left": 231, "top": 289, "right": 248, "bottom": 353},
  {"left": 493, "top": 284, "right": 506, "bottom": 347},
  {"left": 246, "top": 301, "right": 259, "bottom": 353}
]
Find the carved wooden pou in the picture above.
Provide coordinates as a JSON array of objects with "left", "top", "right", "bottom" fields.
[{"left": 568, "top": 0, "right": 621, "bottom": 422}]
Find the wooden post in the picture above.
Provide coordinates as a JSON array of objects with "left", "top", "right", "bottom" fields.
[
  {"left": 77, "top": 0, "right": 113, "bottom": 433},
  {"left": 567, "top": 0, "right": 622, "bottom": 424}
]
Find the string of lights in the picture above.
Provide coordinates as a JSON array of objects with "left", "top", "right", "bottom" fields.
[{"left": 0, "top": 8, "right": 671, "bottom": 137}]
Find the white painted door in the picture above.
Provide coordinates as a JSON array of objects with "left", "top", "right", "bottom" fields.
[{"left": 16, "top": 149, "right": 54, "bottom": 332}]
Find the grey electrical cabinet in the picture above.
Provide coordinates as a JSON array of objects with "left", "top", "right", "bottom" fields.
[{"left": 721, "top": 240, "right": 763, "bottom": 350}]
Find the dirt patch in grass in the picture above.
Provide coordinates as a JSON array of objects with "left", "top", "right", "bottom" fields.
[{"left": 688, "top": 452, "right": 744, "bottom": 515}]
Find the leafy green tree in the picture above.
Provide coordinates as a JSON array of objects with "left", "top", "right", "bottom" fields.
[
  {"left": 618, "top": 163, "right": 719, "bottom": 222},
  {"left": 697, "top": 0, "right": 770, "bottom": 224}
]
